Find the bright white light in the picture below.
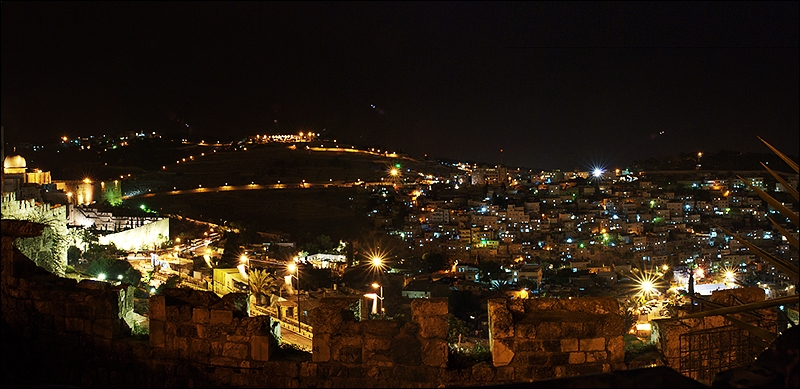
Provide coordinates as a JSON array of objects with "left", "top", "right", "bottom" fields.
[{"left": 592, "top": 168, "right": 604, "bottom": 178}]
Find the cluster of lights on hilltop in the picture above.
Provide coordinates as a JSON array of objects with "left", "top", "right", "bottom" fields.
[
  {"left": 59, "top": 132, "right": 163, "bottom": 151},
  {"left": 248, "top": 132, "right": 318, "bottom": 143}
]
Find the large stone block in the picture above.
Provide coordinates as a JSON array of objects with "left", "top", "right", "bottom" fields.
[
  {"left": 363, "top": 348, "right": 393, "bottom": 366},
  {"left": 585, "top": 350, "right": 607, "bottom": 363},
  {"left": 332, "top": 336, "right": 362, "bottom": 364},
  {"left": 165, "top": 305, "right": 181, "bottom": 323},
  {"left": 178, "top": 304, "right": 193, "bottom": 322},
  {"left": 93, "top": 318, "right": 117, "bottom": 339},
  {"left": 65, "top": 316, "right": 85, "bottom": 332},
  {"left": 190, "top": 338, "right": 212, "bottom": 359},
  {"left": 222, "top": 341, "right": 249, "bottom": 359},
  {"left": 251, "top": 334, "right": 276, "bottom": 361},
  {"left": 300, "top": 361, "right": 318, "bottom": 377},
  {"left": 312, "top": 334, "right": 331, "bottom": 362},
  {"left": 209, "top": 356, "right": 239, "bottom": 367},
  {"left": 311, "top": 302, "right": 356, "bottom": 334},
  {"left": 607, "top": 335, "right": 625, "bottom": 363},
  {"left": 488, "top": 299, "right": 514, "bottom": 339},
  {"left": 516, "top": 340, "right": 544, "bottom": 352},
  {"left": 471, "top": 361, "right": 496, "bottom": 381},
  {"left": 560, "top": 338, "right": 579, "bottom": 352},
  {"left": 411, "top": 298, "right": 448, "bottom": 319},
  {"left": 416, "top": 315, "right": 448, "bottom": 339},
  {"left": 535, "top": 321, "right": 562, "bottom": 338},
  {"left": 516, "top": 321, "right": 537, "bottom": 338},
  {"left": 491, "top": 338, "right": 515, "bottom": 367},
  {"left": 508, "top": 298, "right": 526, "bottom": 316},
  {"left": 361, "top": 319, "right": 401, "bottom": 337},
  {"left": 193, "top": 307, "right": 210, "bottom": 324},
  {"left": 595, "top": 314, "right": 626, "bottom": 336},
  {"left": 579, "top": 337, "right": 606, "bottom": 351},
  {"left": 525, "top": 352, "right": 549, "bottom": 366},
  {"left": 210, "top": 309, "right": 233, "bottom": 325},
  {"left": 523, "top": 298, "right": 565, "bottom": 312},
  {"left": 561, "top": 320, "right": 587, "bottom": 338},
  {"left": 549, "top": 351, "right": 570, "bottom": 365},
  {"left": 569, "top": 352, "right": 586, "bottom": 364},
  {"left": 420, "top": 338, "right": 448, "bottom": 367},
  {"left": 149, "top": 295, "right": 166, "bottom": 321},
  {"left": 363, "top": 334, "right": 392, "bottom": 352},
  {"left": 391, "top": 334, "right": 421, "bottom": 366},
  {"left": 150, "top": 319, "right": 165, "bottom": 347}
]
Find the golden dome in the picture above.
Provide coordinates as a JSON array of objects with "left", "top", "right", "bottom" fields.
[{"left": 3, "top": 154, "right": 27, "bottom": 169}]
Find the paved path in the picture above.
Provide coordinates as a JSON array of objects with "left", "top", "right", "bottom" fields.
[{"left": 278, "top": 325, "right": 312, "bottom": 351}]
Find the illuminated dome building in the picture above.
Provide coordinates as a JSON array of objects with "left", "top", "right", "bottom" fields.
[
  {"left": 2, "top": 152, "right": 52, "bottom": 201},
  {"left": 3, "top": 154, "right": 27, "bottom": 173}
]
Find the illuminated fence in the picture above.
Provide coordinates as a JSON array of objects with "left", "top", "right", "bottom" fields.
[
  {"left": 250, "top": 304, "right": 313, "bottom": 341},
  {"left": 678, "top": 324, "right": 775, "bottom": 385}
]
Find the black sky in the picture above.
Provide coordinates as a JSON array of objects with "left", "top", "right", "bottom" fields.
[{"left": 2, "top": 1, "right": 798, "bottom": 170}]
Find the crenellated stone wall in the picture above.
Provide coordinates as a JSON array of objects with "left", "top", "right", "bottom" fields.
[
  {"left": 311, "top": 297, "right": 449, "bottom": 367},
  {"left": 2, "top": 219, "right": 712, "bottom": 388},
  {"left": 487, "top": 297, "right": 627, "bottom": 380},
  {"left": 148, "top": 288, "right": 280, "bottom": 366}
]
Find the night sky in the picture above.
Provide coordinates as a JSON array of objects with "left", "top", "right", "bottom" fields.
[{"left": 2, "top": 2, "right": 798, "bottom": 170}]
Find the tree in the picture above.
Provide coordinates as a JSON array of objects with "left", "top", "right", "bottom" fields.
[
  {"left": 447, "top": 314, "right": 470, "bottom": 345},
  {"left": 477, "top": 259, "right": 502, "bottom": 282},
  {"left": 301, "top": 234, "right": 337, "bottom": 255},
  {"left": 87, "top": 256, "right": 116, "bottom": 278},
  {"left": 154, "top": 275, "right": 182, "bottom": 295},
  {"left": 108, "top": 259, "right": 142, "bottom": 286},
  {"left": 248, "top": 269, "right": 285, "bottom": 305},
  {"left": 83, "top": 243, "right": 120, "bottom": 264},
  {"left": 448, "top": 290, "right": 481, "bottom": 322},
  {"left": 67, "top": 246, "right": 82, "bottom": 267},
  {"left": 422, "top": 252, "right": 449, "bottom": 273},
  {"left": 517, "top": 278, "right": 538, "bottom": 291}
]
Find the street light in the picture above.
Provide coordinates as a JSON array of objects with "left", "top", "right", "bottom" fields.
[
  {"left": 287, "top": 261, "right": 301, "bottom": 325},
  {"left": 370, "top": 255, "right": 384, "bottom": 270},
  {"left": 237, "top": 254, "right": 249, "bottom": 280},
  {"left": 371, "top": 282, "right": 384, "bottom": 318}
]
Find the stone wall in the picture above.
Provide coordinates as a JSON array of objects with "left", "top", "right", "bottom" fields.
[
  {"left": 487, "top": 297, "right": 627, "bottom": 381},
  {"left": 3, "top": 219, "right": 708, "bottom": 388}
]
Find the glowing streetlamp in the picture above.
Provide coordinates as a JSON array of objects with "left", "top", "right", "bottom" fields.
[
  {"left": 371, "top": 282, "right": 384, "bottom": 318},
  {"left": 238, "top": 254, "right": 249, "bottom": 280},
  {"left": 639, "top": 280, "right": 657, "bottom": 297},
  {"left": 287, "top": 261, "right": 301, "bottom": 323}
]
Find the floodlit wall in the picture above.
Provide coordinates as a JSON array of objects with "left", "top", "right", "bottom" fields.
[
  {"left": 1, "top": 192, "right": 69, "bottom": 274},
  {"left": 98, "top": 217, "right": 169, "bottom": 251}
]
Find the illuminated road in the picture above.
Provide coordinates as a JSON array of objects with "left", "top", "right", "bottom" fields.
[{"left": 123, "top": 181, "right": 381, "bottom": 200}]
